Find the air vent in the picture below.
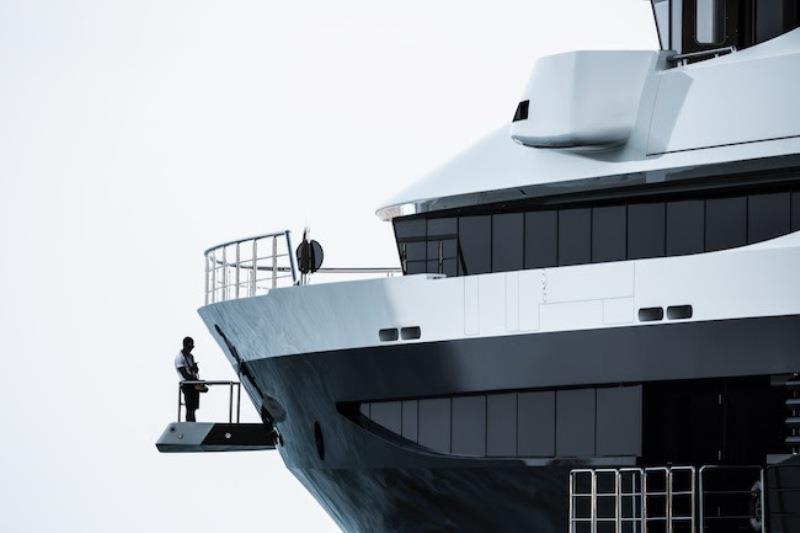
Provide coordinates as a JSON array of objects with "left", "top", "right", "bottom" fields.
[
  {"left": 379, "top": 328, "right": 399, "bottom": 342},
  {"left": 400, "top": 326, "right": 422, "bottom": 340},
  {"left": 667, "top": 305, "right": 693, "bottom": 320},
  {"left": 638, "top": 307, "right": 664, "bottom": 322}
]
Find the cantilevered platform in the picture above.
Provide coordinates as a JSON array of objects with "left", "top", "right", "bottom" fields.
[
  {"left": 156, "top": 380, "right": 276, "bottom": 453},
  {"left": 156, "top": 422, "right": 276, "bottom": 453}
]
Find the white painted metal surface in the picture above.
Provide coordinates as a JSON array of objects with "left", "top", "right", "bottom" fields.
[
  {"left": 511, "top": 51, "right": 657, "bottom": 148},
  {"left": 377, "top": 28, "right": 800, "bottom": 221},
  {"left": 199, "top": 230, "right": 800, "bottom": 362}
]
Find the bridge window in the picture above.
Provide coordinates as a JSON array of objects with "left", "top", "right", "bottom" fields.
[
  {"left": 458, "top": 216, "right": 491, "bottom": 275},
  {"left": 706, "top": 196, "right": 747, "bottom": 251},
  {"left": 592, "top": 205, "right": 627, "bottom": 263},
  {"left": 492, "top": 213, "right": 523, "bottom": 273},
  {"left": 748, "top": 192, "right": 790, "bottom": 243},
  {"left": 628, "top": 203, "right": 666, "bottom": 260},
  {"left": 394, "top": 186, "right": 800, "bottom": 277},
  {"left": 667, "top": 200, "right": 705, "bottom": 256},
  {"left": 524, "top": 211, "right": 558, "bottom": 269},
  {"left": 558, "top": 208, "right": 591, "bottom": 266}
]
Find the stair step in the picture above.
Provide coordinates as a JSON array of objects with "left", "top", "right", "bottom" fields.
[
  {"left": 786, "top": 436, "right": 800, "bottom": 445},
  {"left": 787, "top": 417, "right": 800, "bottom": 428},
  {"left": 786, "top": 379, "right": 800, "bottom": 389},
  {"left": 788, "top": 398, "right": 800, "bottom": 408}
]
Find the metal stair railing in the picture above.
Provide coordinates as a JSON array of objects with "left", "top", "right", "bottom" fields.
[
  {"left": 698, "top": 465, "right": 764, "bottom": 533},
  {"left": 570, "top": 467, "right": 695, "bottom": 533}
]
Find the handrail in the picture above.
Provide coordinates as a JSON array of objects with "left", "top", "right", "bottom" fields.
[
  {"left": 204, "top": 230, "right": 297, "bottom": 304},
  {"left": 177, "top": 380, "right": 241, "bottom": 423},
  {"left": 203, "top": 231, "right": 290, "bottom": 256}
]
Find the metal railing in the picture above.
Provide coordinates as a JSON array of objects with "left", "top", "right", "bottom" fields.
[
  {"left": 204, "top": 230, "right": 402, "bottom": 304},
  {"left": 204, "top": 231, "right": 297, "bottom": 304},
  {"left": 177, "top": 380, "right": 242, "bottom": 423},
  {"left": 698, "top": 465, "right": 764, "bottom": 533},
  {"left": 570, "top": 466, "right": 696, "bottom": 533}
]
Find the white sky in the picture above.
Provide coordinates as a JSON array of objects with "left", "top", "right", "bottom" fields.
[{"left": 0, "top": 1, "right": 656, "bottom": 531}]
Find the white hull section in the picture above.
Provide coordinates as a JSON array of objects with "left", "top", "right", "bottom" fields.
[{"left": 200, "top": 231, "right": 800, "bottom": 363}]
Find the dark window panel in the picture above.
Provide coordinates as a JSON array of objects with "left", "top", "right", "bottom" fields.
[
  {"left": 628, "top": 203, "right": 665, "bottom": 259},
  {"left": 427, "top": 217, "right": 457, "bottom": 238},
  {"left": 492, "top": 213, "right": 524, "bottom": 273},
  {"left": 452, "top": 396, "right": 486, "bottom": 457},
  {"left": 405, "top": 261, "right": 427, "bottom": 275},
  {"left": 402, "top": 400, "right": 418, "bottom": 442},
  {"left": 418, "top": 398, "right": 451, "bottom": 453},
  {"left": 427, "top": 238, "right": 458, "bottom": 275},
  {"left": 592, "top": 206, "right": 626, "bottom": 263},
  {"left": 370, "top": 401, "right": 401, "bottom": 434},
  {"left": 402, "top": 241, "right": 426, "bottom": 261},
  {"left": 487, "top": 393, "right": 517, "bottom": 457},
  {"left": 748, "top": 192, "right": 790, "bottom": 243},
  {"left": 667, "top": 200, "right": 705, "bottom": 256},
  {"left": 558, "top": 208, "right": 591, "bottom": 266},
  {"left": 596, "top": 386, "right": 642, "bottom": 457},
  {"left": 525, "top": 211, "right": 558, "bottom": 268},
  {"left": 706, "top": 196, "right": 747, "bottom": 251},
  {"left": 793, "top": 192, "right": 800, "bottom": 232},
  {"left": 394, "top": 218, "right": 426, "bottom": 239},
  {"left": 556, "top": 389, "right": 596, "bottom": 458},
  {"left": 458, "top": 215, "right": 492, "bottom": 275},
  {"left": 518, "top": 391, "right": 555, "bottom": 457}
]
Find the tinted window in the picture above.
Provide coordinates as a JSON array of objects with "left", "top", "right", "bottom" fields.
[
  {"left": 394, "top": 218, "right": 425, "bottom": 239},
  {"left": 524, "top": 211, "right": 558, "bottom": 268},
  {"left": 452, "top": 396, "right": 486, "bottom": 456},
  {"left": 558, "top": 209, "right": 591, "bottom": 266},
  {"left": 518, "top": 391, "right": 555, "bottom": 457},
  {"left": 427, "top": 218, "right": 458, "bottom": 276},
  {"left": 628, "top": 203, "right": 665, "bottom": 259},
  {"left": 458, "top": 215, "right": 491, "bottom": 275},
  {"left": 706, "top": 196, "right": 747, "bottom": 251},
  {"left": 748, "top": 192, "right": 790, "bottom": 243},
  {"left": 418, "top": 398, "right": 451, "bottom": 453},
  {"left": 592, "top": 206, "right": 626, "bottom": 263},
  {"left": 492, "top": 213, "right": 523, "bottom": 272},
  {"left": 667, "top": 200, "right": 705, "bottom": 256},
  {"left": 395, "top": 218, "right": 427, "bottom": 274}
]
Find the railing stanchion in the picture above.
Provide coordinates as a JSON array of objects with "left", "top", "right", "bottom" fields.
[
  {"left": 251, "top": 239, "right": 257, "bottom": 297},
  {"left": 210, "top": 249, "right": 217, "bottom": 304},
  {"left": 272, "top": 236, "right": 278, "bottom": 288},
  {"left": 222, "top": 246, "right": 228, "bottom": 301},
  {"left": 286, "top": 230, "right": 297, "bottom": 284},
  {"left": 204, "top": 255, "right": 209, "bottom": 305},
  {"left": 177, "top": 384, "right": 183, "bottom": 422},
  {"left": 236, "top": 383, "right": 241, "bottom": 423},
  {"left": 235, "top": 242, "right": 240, "bottom": 299},
  {"left": 228, "top": 382, "right": 234, "bottom": 423}
]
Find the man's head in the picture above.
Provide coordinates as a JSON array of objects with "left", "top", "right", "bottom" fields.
[{"left": 182, "top": 336, "right": 194, "bottom": 353}]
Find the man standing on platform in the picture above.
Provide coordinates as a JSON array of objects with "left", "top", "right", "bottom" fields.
[{"left": 174, "top": 336, "right": 205, "bottom": 422}]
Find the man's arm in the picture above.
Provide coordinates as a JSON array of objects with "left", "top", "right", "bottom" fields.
[{"left": 177, "top": 364, "right": 195, "bottom": 381}]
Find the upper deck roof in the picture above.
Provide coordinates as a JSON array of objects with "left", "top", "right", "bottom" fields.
[{"left": 377, "top": 28, "right": 800, "bottom": 221}]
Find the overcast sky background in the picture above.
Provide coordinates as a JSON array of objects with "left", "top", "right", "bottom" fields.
[{"left": 0, "top": 1, "right": 656, "bottom": 531}]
